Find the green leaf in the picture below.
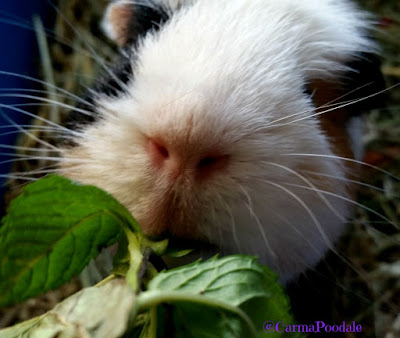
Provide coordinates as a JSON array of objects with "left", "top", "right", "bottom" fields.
[
  {"left": 0, "top": 175, "right": 141, "bottom": 307},
  {"left": 0, "top": 278, "right": 137, "bottom": 338},
  {"left": 170, "top": 302, "right": 250, "bottom": 338},
  {"left": 137, "top": 255, "right": 294, "bottom": 337},
  {"left": 163, "top": 247, "right": 193, "bottom": 258}
]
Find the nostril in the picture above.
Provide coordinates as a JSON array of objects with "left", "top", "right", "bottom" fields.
[
  {"left": 198, "top": 156, "right": 218, "bottom": 168},
  {"left": 157, "top": 144, "right": 169, "bottom": 158},
  {"left": 147, "top": 138, "right": 170, "bottom": 167},
  {"left": 196, "top": 154, "right": 229, "bottom": 178}
]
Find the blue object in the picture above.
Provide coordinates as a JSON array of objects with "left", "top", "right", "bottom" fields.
[{"left": 0, "top": 1, "right": 51, "bottom": 202}]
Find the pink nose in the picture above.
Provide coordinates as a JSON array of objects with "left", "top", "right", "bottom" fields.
[{"left": 146, "top": 138, "right": 229, "bottom": 180}]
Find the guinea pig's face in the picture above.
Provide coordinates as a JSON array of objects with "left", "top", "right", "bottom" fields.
[
  {"left": 61, "top": 0, "right": 384, "bottom": 281},
  {"left": 63, "top": 79, "right": 349, "bottom": 280}
]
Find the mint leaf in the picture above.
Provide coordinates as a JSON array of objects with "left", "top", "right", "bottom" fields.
[
  {"left": 0, "top": 175, "right": 140, "bottom": 307},
  {"left": 165, "top": 302, "right": 251, "bottom": 338},
  {"left": 137, "top": 255, "right": 294, "bottom": 337}
]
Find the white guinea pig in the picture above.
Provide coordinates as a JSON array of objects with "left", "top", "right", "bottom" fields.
[{"left": 61, "top": 0, "right": 385, "bottom": 282}]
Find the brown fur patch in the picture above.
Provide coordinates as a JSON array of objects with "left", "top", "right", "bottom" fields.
[
  {"left": 309, "top": 80, "right": 360, "bottom": 198},
  {"left": 310, "top": 80, "right": 356, "bottom": 166}
]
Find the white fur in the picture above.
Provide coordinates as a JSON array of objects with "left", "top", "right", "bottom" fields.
[{"left": 64, "top": 0, "right": 375, "bottom": 282}]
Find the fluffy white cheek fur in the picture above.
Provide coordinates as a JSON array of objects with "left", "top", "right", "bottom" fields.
[
  {"left": 197, "top": 128, "right": 351, "bottom": 283},
  {"left": 215, "top": 175, "right": 351, "bottom": 283}
]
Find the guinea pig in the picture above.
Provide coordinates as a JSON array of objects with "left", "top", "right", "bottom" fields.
[{"left": 60, "top": 0, "right": 386, "bottom": 282}]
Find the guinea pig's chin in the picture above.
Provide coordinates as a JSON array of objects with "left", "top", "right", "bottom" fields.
[{"left": 131, "top": 201, "right": 204, "bottom": 240}]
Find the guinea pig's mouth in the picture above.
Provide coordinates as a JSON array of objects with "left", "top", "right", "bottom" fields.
[
  {"left": 166, "top": 237, "right": 218, "bottom": 253},
  {"left": 147, "top": 231, "right": 216, "bottom": 251},
  {"left": 146, "top": 233, "right": 219, "bottom": 263},
  {"left": 160, "top": 237, "right": 220, "bottom": 270}
]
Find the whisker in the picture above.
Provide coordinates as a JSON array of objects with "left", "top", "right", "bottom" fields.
[
  {"left": 0, "top": 174, "right": 38, "bottom": 182},
  {"left": 0, "top": 70, "right": 95, "bottom": 108},
  {"left": 300, "top": 170, "right": 392, "bottom": 194},
  {"left": 301, "top": 258, "right": 373, "bottom": 305},
  {"left": 281, "top": 182, "right": 398, "bottom": 229},
  {"left": 161, "top": 87, "right": 200, "bottom": 110},
  {"left": 0, "top": 156, "right": 92, "bottom": 166},
  {"left": 260, "top": 87, "right": 359, "bottom": 128},
  {"left": 264, "top": 103, "right": 337, "bottom": 128},
  {"left": 281, "top": 153, "right": 400, "bottom": 181},
  {"left": 0, "top": 9, "right": 116, "bottom": 66},
  {"left": 267, "top": 206, "right": 322, "bottom": 259},
  {"left": 0, "top": 151, "right": 60, "bottom": 159},
  {"left": 46, "top": 1, "right": 132, "bottom": 96},
  {"left": 0, "top": 124, "right": 62, "bottom": 129},
  {"left": 316, "top": 82, "right": 378, "bottom": 109},
  {"left": 0, "top": 129, "right": 65, "bottom": 138},
  {"left": 261, "top": 161, "right": 347, "bottom": 222},
  {"left": 213, "top": 193, "right": 241, "bottom": 253},
  {"left": 0, "top": 144, "right": 62, "bottom": 153},
  {"left": 0, "top": 94, "right": 96, "bottom": 117},
  {"left": 0, "top": 87, "right": 80, "bottom": 100},
  {"left": 2, "top": 159, "right": 76, "bottom": 187},
  {"left": 34, "top": 15, "right": 60, "bottom": 125},
  {"left": 7, "top": 103, "right": 55, "bottom": 108},
  {"left": 7, "top": 167, "right": 69, "bottom": 177},
  {"left": 209, "top": 205, "right": 223, "bottom": 250},
  {"left": 356, "top": 220, "right": 400, "bottom": 225},
  {"left": 261, "top": 179, "right": 334, "bottom": 249},
  {"left": 0, "top": 110, "right": 59, "bottom": 151},
  {"left": 258, "top": 179, "right": 372, "bottom": 282},
  {"left": 279, "top": 84, "right": 399, "bottom": 127},
  {"left": 266, "top": 83, "right": 399, "bottom": 128},
  {"left": 0, "top": 158, "right": 54, "bottom": 166},
  {"left": 238, "top": 184, "right": 277, "bottom": 259},
  {"left": 0, "top": 104, "right": 81, "bottom": 137},
  {"left": 226, "top": 202, "right": 241, "bottom": 253}
]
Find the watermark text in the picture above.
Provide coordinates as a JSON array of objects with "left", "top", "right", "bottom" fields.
[{"left": 263, "top": 321, "right": 362, "bottom": 334}]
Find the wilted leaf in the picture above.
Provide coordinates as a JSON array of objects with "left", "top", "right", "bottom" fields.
[{"left": 0, "top": 278, "right": 136, "bottom": 338}]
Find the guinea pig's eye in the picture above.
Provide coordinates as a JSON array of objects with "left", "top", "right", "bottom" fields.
[{"left": 303, "top": 85, "right": 312, "bottom": 97}]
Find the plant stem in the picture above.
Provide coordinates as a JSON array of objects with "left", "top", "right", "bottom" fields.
[
  {"left": 149, "top": 306, "right": 158, "bottom": 338},
  {"left": 137, "top": 291, "right": 258, "bottom": 337},
  {"left": 95, "top": 274, "right": 116, "bottom": 287}
]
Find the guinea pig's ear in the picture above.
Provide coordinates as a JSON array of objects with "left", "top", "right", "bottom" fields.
[{"left": 102, "top": 0, "right": 169, "bottom": 47}]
